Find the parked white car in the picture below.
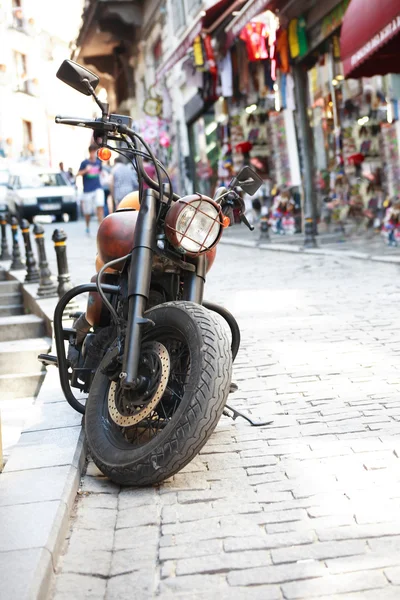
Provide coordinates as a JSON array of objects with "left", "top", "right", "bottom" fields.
[{"left": 5, "top": 168, "right": 78, "bottom": 222}]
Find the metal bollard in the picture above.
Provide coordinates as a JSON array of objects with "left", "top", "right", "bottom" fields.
[
  {"left": 9, "top": 216, "right": 25, "bottom": 271},
  {"left": 20, "top": 219, "right": 40, "bottom": 283},
  {"left": 33, "top": 223, "right": 57, "bottom": 297},
  {"left": 52, "top": 228, "right": 78, "bottom": 315},
  {"left": 0, "top": 207, "right": 11, "bottom": 261}
]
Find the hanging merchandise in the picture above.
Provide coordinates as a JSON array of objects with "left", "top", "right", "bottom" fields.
[
  {"left": 202, "top": 34, "right": 218, "bottom": 102},
  {"left": 193, "top": 35, "right": 206, "bottom": 70},
  {"left": 239, "top": 21, "right": 268, "bottom": 62},
  {"left": 275, "top": 28, "right": 290, "bottom": 74},
  {"left": 288, "top": 16, "right": 308, "bottom": 59},
  {"left": 288, "top": 19, "right": 300, "bottom": 59},
  {"left": 297, "top": 16, "right": 308, "bottom": 58},
  {"left": 218, "top": 52, "right": 233, "bottom": 98}
]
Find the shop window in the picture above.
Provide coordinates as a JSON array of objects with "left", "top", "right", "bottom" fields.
[
  {"left": 153, "top": 38, "right": 163, "bottom": 71},
  {"left": 171, "top": 0, "right": 186, "bottom": 32},
  {"left": 14, "top": 51, "right": 28, "bottom": 93},
  {"left": 22, "top": 120, "right": 33, "bottom": 154},
  {"left": 187, "top": 0, "right": 202, "bottom": 17},
  {"left": 12, "top": 0, "right": 24, "bottom": 30}
]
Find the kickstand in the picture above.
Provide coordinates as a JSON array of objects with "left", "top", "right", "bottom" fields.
[{"left": 224, "top": 404, "right": 273, "bottom": 427}]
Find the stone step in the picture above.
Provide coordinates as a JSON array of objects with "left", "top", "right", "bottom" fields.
[
  {"left": 0, "top": 280, "right": 21, "bottom": 295},
  {"left": 0, "top": 372, "right": 45, "bottom": 401},
  {"left": 0, "top": 292, "right": 23, "bottom": 306},
  {"left": 0, "top": 304, "right": 24, "bottom": 317},
  {"left": 0, "top": 337, "right": 52, "bottom": 375},
  {"left": 0, "top": 314, "right": 45, "bottom": 342}
]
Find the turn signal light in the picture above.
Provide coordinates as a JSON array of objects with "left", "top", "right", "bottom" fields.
[
  {"left": 98, "top": 147, "right": 112, "bottom": 161},
  {"left": 222, "top": 215, "right": 230, "bottom": 228}
]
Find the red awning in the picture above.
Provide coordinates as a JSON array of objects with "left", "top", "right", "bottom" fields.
[{"left": 340, "top": 0, "right": 400, "bottom": 79}]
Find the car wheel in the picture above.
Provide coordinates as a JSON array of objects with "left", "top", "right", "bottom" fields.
[{"left": 68, "top": 206, "right": 78, "bottom": 222}]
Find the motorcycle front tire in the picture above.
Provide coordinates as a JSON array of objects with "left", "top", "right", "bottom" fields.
[{"left": 84, "top": 301, "right": 232, "bottom": 486}]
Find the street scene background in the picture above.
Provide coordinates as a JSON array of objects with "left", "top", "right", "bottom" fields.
[{"left": 1, "top": 0, "right": 400, "bottom": 598}]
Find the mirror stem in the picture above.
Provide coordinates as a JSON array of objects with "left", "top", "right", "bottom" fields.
[{"left": 82, "top": 78, "right": 109, "bottom": 119}]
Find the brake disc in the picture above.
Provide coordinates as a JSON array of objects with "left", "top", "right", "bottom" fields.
[{"left": 108, "top": 341, "right": 170, "bottom": 427}]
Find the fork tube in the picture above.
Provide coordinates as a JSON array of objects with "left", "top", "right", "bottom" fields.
[
  {"left": 121, "top": 189, "right": 157, "bottom": 388},
  {"left": 184, "top": 254, "right": 206, "bottom": 304}
]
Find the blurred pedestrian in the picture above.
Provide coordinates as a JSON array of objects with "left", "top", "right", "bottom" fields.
[
  {"left": 66, "top": 168, "right": 76, "bottom": 186},
  {"left": 111, "top": 157, "right": 139, "bottom": 208},
  {"left": 78, "top": 144, "right": 104, "bottom": 233}
]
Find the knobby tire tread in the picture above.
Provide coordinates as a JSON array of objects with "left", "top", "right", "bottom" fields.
[{"left": 86, "top": 301, "right": 232, "bottom": 486}]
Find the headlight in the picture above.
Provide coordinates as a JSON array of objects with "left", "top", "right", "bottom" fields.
[{"left": 165, "top": 194, "right": 223, "bottom": 255}]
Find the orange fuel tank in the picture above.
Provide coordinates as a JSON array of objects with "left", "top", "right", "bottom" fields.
[{"left": 97, "top": 209, "right": 138, "bottom": 267}]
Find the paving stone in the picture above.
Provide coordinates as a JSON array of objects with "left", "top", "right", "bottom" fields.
[
  {"left": 327, "top": 552, "right": 400, "bottom": 574},
  {"left": 0, "top": 548, "right": 52, "bottom": 600},
  {"left": 61, "top": 549, "right": 112, "bottom": 577},
  {"left": 81, "top": 475, "right": 119, "bottom": 494},
  {"left": 0, "top": 465, "right": 74, "bottom": 507},
  {"left": 0, "top": 500, "right": 63, "bottom": 552},
  {"left": 317, "top": 522, "right": 400, "bottom": 542},
  {"left": 116, "top": 504, "right": 160, "bottom": 529},
  {"left": 118, "top": 487, "right": 157, "bottom": 509},
  {"left": 53, "top": 573, "right": 106, "bottom": 600},
  {"left": 158, "top": 573, "right": 228, "bottom": 595},
  {"left": 4, "top": 426, "right": 82, "bottom": 472},
  {"left": 224, "top": 530, "right": 316, "bottom": 552},
  {"left": 75, "top": 506, "right": 117, "bottom": 530},
  {"left": 176, "top": 550, "right": 271, "bottom": 576},
  {"left": 227, "top": 561, "right": 326, "bottom": 586},
  {"left": 114, "top": 526, "right": 159, "bottom": 552},
  {"left": 384, "top": 566, "right": 400, "bottom": 584},
  {"left": 272, "top": 539, "right": 366, "bottom": 564},
  {"left": 159, "top": 538, "right": 223, "bottom": 561},
  {"left": 67, "top": 528, "right": 115, "bottom": 553},
  {"left": 106, "top": 569, "right": 156, "bottom": 599},
  {"left": 281, "top": 571, "right": 388, "bottom": 599}
]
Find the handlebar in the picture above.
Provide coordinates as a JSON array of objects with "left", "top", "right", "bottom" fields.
[{"left": 55, "top": 115, "right": 180, "bottom": 201}]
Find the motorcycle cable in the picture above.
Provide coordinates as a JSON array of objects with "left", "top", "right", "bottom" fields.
[
  {"left": 102, "top": 141, "right": 173, "bottom": 205},
  {"left": 96, "top": 253, "right": 131, "bottom": 332}
]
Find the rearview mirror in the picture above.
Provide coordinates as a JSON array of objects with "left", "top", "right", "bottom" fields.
[
  {"left": 234, "top": 166, "right": 263, "bottom": 196},
  {"left": 56, "top": 60, "right": 99, "bottom": 96}
]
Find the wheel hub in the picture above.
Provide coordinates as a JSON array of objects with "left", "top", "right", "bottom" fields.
[{"left": 108, "top": 341, "right": 170, "bottom": 427}]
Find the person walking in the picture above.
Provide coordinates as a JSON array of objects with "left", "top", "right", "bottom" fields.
[
  {"left": 110, "top": 156, "right": 139, "bottom": 208},
  {"left": 78, "top": 144, "right": 105, "bottom": 233}
]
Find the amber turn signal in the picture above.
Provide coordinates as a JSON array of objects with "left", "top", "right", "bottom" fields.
[
  {"left": 222, "top": 215, "right": 230, "bottom": 228},
  {"left": 98, "top": 147, "right": 112, "bottom": 161}
]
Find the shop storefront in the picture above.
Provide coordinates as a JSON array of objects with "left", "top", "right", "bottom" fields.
[
  {"left": 284, "top": 0, "right": 400, "bottom": 235},
  {"left": 178, "top": 2, "right": 303, "bottom": 232}
]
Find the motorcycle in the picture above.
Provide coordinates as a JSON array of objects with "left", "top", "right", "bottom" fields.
[{"left": 40, "top": 60, "right": 265, "bottom": 486}]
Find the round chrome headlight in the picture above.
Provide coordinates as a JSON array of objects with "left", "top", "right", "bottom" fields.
[{"left": 165, "top": 194, "right": 223, "bottom": 255}]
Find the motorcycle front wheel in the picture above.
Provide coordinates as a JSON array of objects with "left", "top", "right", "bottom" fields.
[{"left": 84, "top": 301, "right": 232, "bottom": 486}]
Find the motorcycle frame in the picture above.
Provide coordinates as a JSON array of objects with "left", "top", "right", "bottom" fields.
[{"left": 53, "top": 188, "right": 207, "bottom": 410}]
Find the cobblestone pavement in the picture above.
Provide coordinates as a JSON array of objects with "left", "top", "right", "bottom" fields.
[{"left": 51, "top": 241, "right": 400, "bottom": 600}]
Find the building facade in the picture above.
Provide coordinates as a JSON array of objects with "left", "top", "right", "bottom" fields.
[{"left": 0, "top": 0, "right": 90, "bottom": 170}]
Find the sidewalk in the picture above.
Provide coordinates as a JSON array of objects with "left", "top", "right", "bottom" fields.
[{"left": 222, "top": 224, "right": 400, "bottom": 264}]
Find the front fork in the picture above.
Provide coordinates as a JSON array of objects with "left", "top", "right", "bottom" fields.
[
  {"left": 121, "top": 189, "right": 207, "bottom": 388},
  {"left": 121, "top": 189, "right": 157, "bottom": 389}
]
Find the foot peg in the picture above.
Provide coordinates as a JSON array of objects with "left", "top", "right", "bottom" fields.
[
  {"left": 224, "top": 403, "right": 273, "bottom": 427},
  {"left": 38, "top": 353, "right": 58, "bottom": 367}
]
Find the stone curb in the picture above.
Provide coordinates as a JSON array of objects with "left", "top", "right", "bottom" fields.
[
  {"left": 219, "top": 237, "right": 400, "bottom": 265},
  {"left": 0, "top": 270, "right": 87, "bottom": 600}
]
